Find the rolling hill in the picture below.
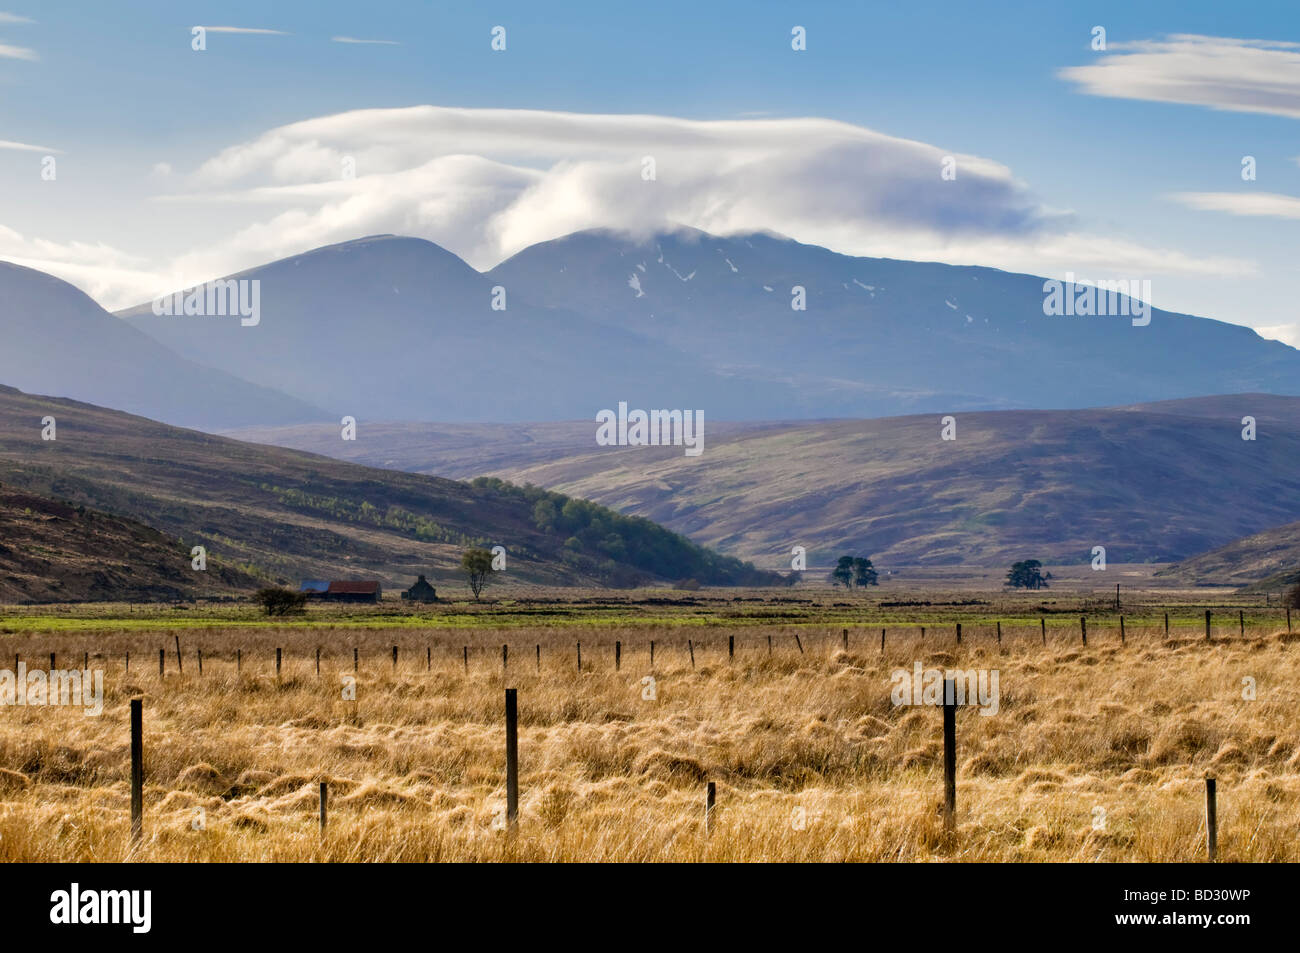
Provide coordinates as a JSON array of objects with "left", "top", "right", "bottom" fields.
[
  {"left": 0, "top": 262, "right": 326, "bottom": 430},
  {"left": 226, "top": 395, "right": 1300, "bottom": 570},
  {"left": 0, "top": 386, "right": 776, "bottom": 592},
  {"left": 1157, "top": 521, "right": 1300, "bottom": 590},
  {"left": 0, "top": 482, "right": 260, "bottom": 603},
  {"left": 117, "top": 228, "right": 1300, "bottom": 423}
]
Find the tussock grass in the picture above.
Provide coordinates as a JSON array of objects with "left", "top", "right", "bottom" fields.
[{"left": 0, "top": 618, "right": 1296, "bottom": 861}]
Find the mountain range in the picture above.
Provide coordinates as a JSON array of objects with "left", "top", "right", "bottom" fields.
[{"left": 95, "top": 227, "right": 1300, "bottom": 427}]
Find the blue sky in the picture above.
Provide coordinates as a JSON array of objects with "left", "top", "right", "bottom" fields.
[{"left": 2, "top": 0, "right": 1299, "bottom": 345}]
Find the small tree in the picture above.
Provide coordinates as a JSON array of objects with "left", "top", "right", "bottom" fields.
[
  {"left": 830, "top": 555, "right": 878, "bottom": 587},
  {"left": 852, "top": 557, "right": 879, "bottom": 587},
  {"left": 253, "top": 587, "right": 308, "bottom": 616},
  {"left": 1006, "top": 559, "right": 1049, "bottom": 590},
  {"left": 461, "top": 548, "right": 494, "bottom": 601}
]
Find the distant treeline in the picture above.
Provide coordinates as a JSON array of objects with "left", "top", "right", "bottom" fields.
[{"left": 470, "top": 478, "right": 784, "bottom": 587}]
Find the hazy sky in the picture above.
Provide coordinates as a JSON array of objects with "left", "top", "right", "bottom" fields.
[{"left": 2, "top": 1, "right": 1299, "bottom": 347}]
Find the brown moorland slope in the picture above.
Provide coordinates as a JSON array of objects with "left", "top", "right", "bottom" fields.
[
  {"left": 227, "top": 395, "right": 1300, "bottom": 570},
  {"left": 0, "top": 483, "right": 258, "bottom": 602},
  {"left": 0, "top": 386, "right": 774, "bottom": 591}
]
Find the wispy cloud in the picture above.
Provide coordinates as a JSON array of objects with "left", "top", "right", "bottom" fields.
[
  {"left": 1060, "top": 34, "right": 1300, "bottom": 119},
  {"left": 0, "top": 12, "right": 34, "bottom": 24},
  {"left": 331, "top": 36, "right": 400, "bottom": 46},
  {"left": 0, "top": 41, "right": 36, "bottom": 60},
  {"left": 0, "top": 138, "right": 58, "bottom": 153},
  {"left": 199, "top": 26, "right": 290, "bottom": 36},
  {"left": 1171, "top": 191, "right": 1300, "bottom": 219}
]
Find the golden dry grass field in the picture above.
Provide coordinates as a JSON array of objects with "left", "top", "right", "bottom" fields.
[{"left": 0, "top": 592, "right": 1296, "bottom": 862}]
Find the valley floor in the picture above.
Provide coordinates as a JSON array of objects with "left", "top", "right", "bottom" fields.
[{"left": 0, "top": 589, "right": 1296, "bottom": 861}]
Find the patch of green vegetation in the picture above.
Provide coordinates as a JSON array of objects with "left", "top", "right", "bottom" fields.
[
  {"left": 262, "top": 484, "right": 474, "bottom": 545},
  {"left": 472, "top": 477, "right": 783, "bottom": 587}
]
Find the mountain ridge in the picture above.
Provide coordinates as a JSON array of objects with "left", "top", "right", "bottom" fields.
[{"left": 107, "top": 226, "right": 1300, "bottom": 424}]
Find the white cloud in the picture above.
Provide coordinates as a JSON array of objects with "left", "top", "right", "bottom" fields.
[
  {"left": 1171, "top": 191, "right": 1300, "bottom": 219},
  {"left": 1060, "top": 34, "right": 1300, "bottom": 119},
  {"left": 0, "top": 41, "right": 36, "bottom": 60},
  {"left": 1256, "top": 323, "right": 1300, "bottom": 348},
  {"left": 331, "top": 36, "right": 400, "bottom": 46},
  {"left": 0, "top": 139, "right": 58, "bottom": 153},
  {"left": 0, "top": 12, "right": 33, "bottom": 24},
  {"left": 1, "top": 105, "right": 1257, "bottom": 310},
  {"left": 0, "top": 225, "right": 155, "bottom": 307},
  {"left": 199, "top": 26, "right": 289, "bottom": 35},
  {"left": 156, "top": 105, "right": 1247, "bottom": 285}
]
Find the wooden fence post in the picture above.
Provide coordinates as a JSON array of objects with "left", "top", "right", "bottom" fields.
[
  {"left": 1239, "top": 610, "right": 1244, "bottom": 636},
  {"left": 502, "top": 644, "right": 508, "bottom": 671},
  {"left": 49, "top": 652, "right": 55, "bottom": 671},
  {"left": 688, "top": 639, "right": 695, "bottom": 668},
  {"left": 996, "top": 621, "right": 1001, "bottom": 645},
  {"left": 842, "top": 629, "right": 848, "bottom": 652},
  {"left": 462, "top": 646, "right": 467, "bottom": 672},
  {"left": 577, "top": 642, "right": 582, "bottom": 672},
  {"left": 616, "top": 640, "right": 622, "bottom": 671},
  {"left": 1206, "top": 609, "right": 1212, "bottom": 641},
  {"left": 881, "top": 628, "right": 886, "bottom": 653},
  {"left": 793, "top": 634, "right": 803, "bottom": 655},
  {"left": 1080, "top": 617, "right": 1087, "bottom": 645},
  {"left": 1205, "top": 777, "right": 1217, "bottom": 862},
  {"left": 1119, "top": 617, "right": 1125, "bottom": 644},
  {"left": 125, "top": 651, "right": 129, "bottom": 673},
  {"left": 728, "top": 635, "right": 734, "bottom": 661},
  {"left": 505, "top": 688, "right": 519, "bottom": 831},
  {"left": 197, "top": 648, "right": 203, "bottom": 676},
  {"left": 130, "top": 697, "right": 143, "bottom": 846},
  {"left": 1165, "top": 612, "right": 1170, "bottom": 636},
  {"left": 1040, "top": 618, "right": 1046, "bottom": 645},
  {"left": 535, "top": 644, "right": 540, "bottom": 672},
  {"left": 1288, "top": 607, "right": 1292, "bottom": 632},
  {"left": 651, "top": 640, "right": 656, "bottom": 666},
  {"left": 316, "top": 647, "right": 320, "bottom": 676},
  {"left": 956, "top": 623, "right": 961, "bottom": 645},
  {"left": 174, "top": 634, "right": 183, "bottom": 675},
  {"left": 766, "top": 635, "right": 771, "bottom": 656},
  {"left": 276, "top": 647, "right": 282, "bottom": 680},
  {"left": 705, "top": 780, "right": 716, "bottom": 836},
  {"left": 319, "top": 782, "right": 327, "bottom": 835},
  {"left": 942, "top": 678, "right": 956, "bottom": 833},
  {"left": 237, "top": 648, "right": 241, "bottom": 673},
  {"left": 393, "top": 645, "right": 399, "bottom": 671},
  {"left": 83, "top": 651, "right": 88, "bottom": 670},
  {"left": 921, "top": 626, "right": 925, "bottom": 641},
  {"left": 158, "top": 648, "right": 164, "bottom": 679}
]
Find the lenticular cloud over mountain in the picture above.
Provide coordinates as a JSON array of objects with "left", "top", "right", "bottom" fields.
[{"left": 145, "top": 104, "right": 1241, "bottom": 304}]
